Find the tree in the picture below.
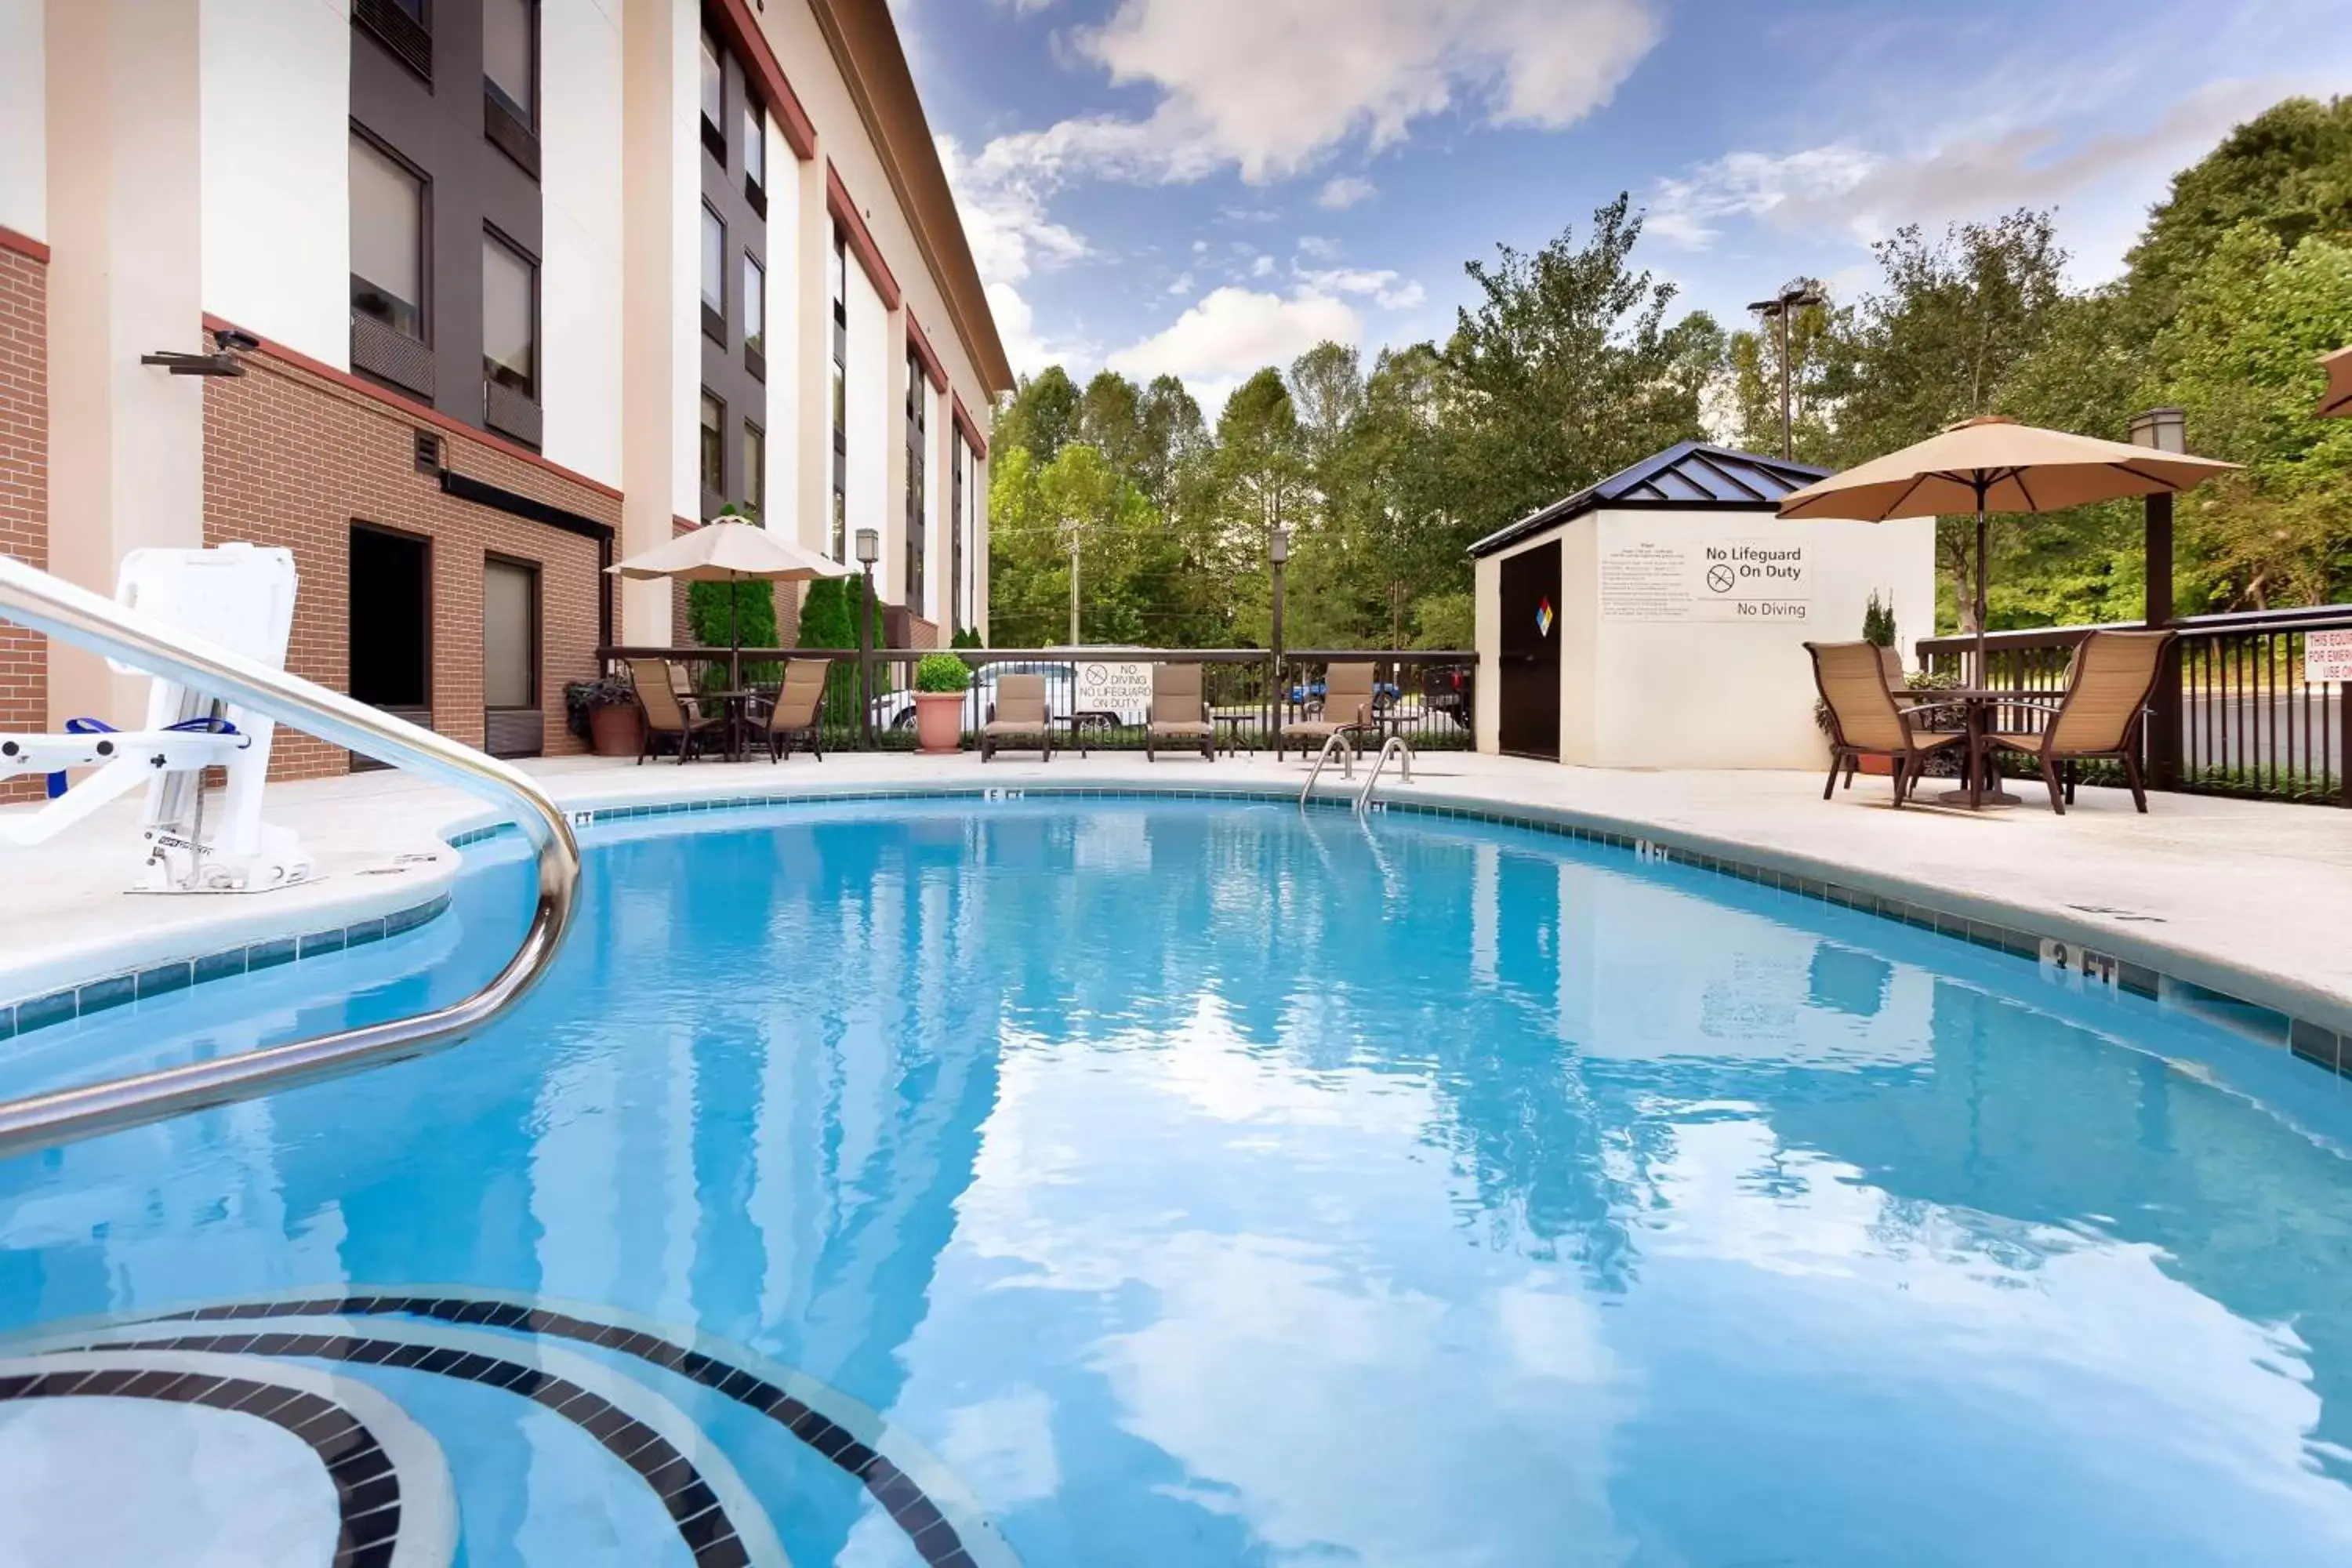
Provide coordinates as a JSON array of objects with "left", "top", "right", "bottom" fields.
[
  {"left": 1726, "top": 284, "right": 1835, "bottom": 461},
  {"left": 1820, "top": 210, "right": 2070, "bottom": 632},
  {"left": 2124, "top": 96, "right": 2352, "bottom": 331},
  {"left": 1436, "top": 195, "right": 1715, "bottom": 537},
  {"left": 994, "top": 365, "right": 1082, "bottom": 464},
  {"left": 1078, "top": 371, "right": 1144, "bottom": 476}
]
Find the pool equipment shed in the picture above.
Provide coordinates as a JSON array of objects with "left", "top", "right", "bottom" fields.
[{"left": 1469, "top": 442, "right": 1934, "bottom": 768}]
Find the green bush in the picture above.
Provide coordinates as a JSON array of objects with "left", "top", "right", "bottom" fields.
[
  {"left": 950, "top": 625, "right": 984, "bottom": 650},
  {"left": 915, "top": 653, "right": 971, "bottom": 693},
  {"left": 796, "top": 576, "right": 877, "bottom": 722},
  {"left": 1861, "top": 590, "right": 1897, "bottom": 648}
]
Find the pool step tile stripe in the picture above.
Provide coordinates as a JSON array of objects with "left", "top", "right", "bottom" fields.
[
  {"left": 142, "top": 1292, "right": 1008, "bottom": 1568},
  {"left": 41, "top": 1318, "right": 790, "bottom": 1568},
  {"left": 0, "top": 1348, "right": 457, "bottom": 1568}
]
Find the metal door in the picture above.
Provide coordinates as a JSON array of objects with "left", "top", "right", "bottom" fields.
[{"left": 1499, "top": 541, "right": 1560, "bottom": 760}]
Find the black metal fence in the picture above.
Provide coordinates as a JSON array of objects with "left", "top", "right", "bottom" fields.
[
  {"left": 597, "top": 646, "right": 1478, "bottom": 757},
  {"left": 1918, "top": 604, "right": 2352, "bottom": 805}
]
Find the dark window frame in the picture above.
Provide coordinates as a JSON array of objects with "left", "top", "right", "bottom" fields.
[
  {"left": 829, "top": 228, "right": 849, "bottom": 561},
  {"left": 742, "top": 249, "right": 765, "bottom": 377},
  {"left": 481, "top": 552, "right": 543, "bottom": 713},
  {"left": 350, "top": 124, "right": 432, "bottom": 344},
  {"left": 348, "top": 520, "right": 435, "bottom": 712},
  {"left": 699, "top": 389, "right": 727, "bottom": 507},
  {"left": 745, "top": 419, "right": 765, "bottom": 519},
  {"left": 699, "top": 27, "right": 727, "bottom": 162},
  {"left": 481, "top": 0, "right": 538, "bottom": 129},
  {"left": 700, "top": 203, "right": 728, "bottom": 344},
  {"left": 906, "top": 349, "right": 927, "bottom": 619},
  {"left": 481, "top": 223, "right": 539, "bottom": 401}
]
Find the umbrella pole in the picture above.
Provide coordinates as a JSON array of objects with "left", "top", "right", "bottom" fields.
[
  {"left": 1973, "top": 500, "right": 1988, "bottom": 688},
  {"left": 729, "top": 571, "right": 742, "bottom": 690}
]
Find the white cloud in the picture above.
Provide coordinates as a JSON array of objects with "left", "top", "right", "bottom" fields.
[
  {"left": 1317, "top": 176, "right": 1377, "bottom": 210},
  {"left": 938, "top": 132, "right": 1094, "bottom": 372},
  {"left": 1643, "top": 77, "right": 2292, "bottom": 256},
  {"left": 1250, "top": 254, "right": 1276, "bottom": 279},
  {"left": 1295, "top": 235, "right": 1341, "bottom": 261},
  {"left": 976, "top": 0, "right": 1660, "bottom": 190},
  {"left": 1106, "top": 286, "right": 1363, "bottom": 412},
  {"left": 1167, "top": 272, "right": 1195, "bottom": 297},
  {"left": 1294, "top": 265, "right": 1425, "bottom": 311}
]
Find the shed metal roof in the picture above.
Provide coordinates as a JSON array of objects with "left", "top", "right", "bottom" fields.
[{"left": 1466, "top": 441, "right": 1831, "bottom": 558}]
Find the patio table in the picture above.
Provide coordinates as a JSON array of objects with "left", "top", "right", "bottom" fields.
[
  {"left": 1918, "top": 688, "right": 2042, "bottom": 808},
  {"left": 703, "top": 689, "right": 760, "bottom": 761}
]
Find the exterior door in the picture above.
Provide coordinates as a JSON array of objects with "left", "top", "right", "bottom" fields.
[{"left": 1499, "top": 541, "right": 1560, "bottom": 760}]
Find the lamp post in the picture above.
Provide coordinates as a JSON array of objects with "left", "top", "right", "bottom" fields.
[
  {"left": 1746, "top": 281, "right": 1826, "bottom": 462},
  {"left": 1269, "top": 524, "right": 1290, "bottom": 755},
  {"left": 2129, "top": 408, "right": 2187, "bottom": 788},
  {"left": 855, "top": 526, "right": 879, "bottom": 750}
]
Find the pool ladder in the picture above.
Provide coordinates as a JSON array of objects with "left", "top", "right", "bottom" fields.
[
  {"left": 1299, "top": 732, "right": 1356, "bottom": 806},
  {"left": 0, "top": 554, "right": 582, "bottom": 1160},
  {"left": 1355, "top": 737, "right": 1412, "bottom": 814}
]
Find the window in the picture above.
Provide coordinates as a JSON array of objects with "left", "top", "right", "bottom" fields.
[
  {"left": 483, "top": 0, "right": 534, "bottom": 124},
  {"left": 481, "top": 230, "right": 535, "bottom": 398},
  {"left": 906, "top": 350, "right": 927, "bottom": 615},
  {"left": 829, "top": 229, "right": 848, "bottom": 561},
  {"left": 700, "top": 391, "right": 724, "bottom": 497},
  {"left": 700, "top": 205, "right": 725, "bottom": 341},
  {"left": 742, "top": 253, "right": 764, "bottom": 358},
  {"left": 743, "top": 98, "right": 765, "bottom": 192},
  {"left": 482, "top": 558, "right": 539, "bottom": 711},
  {"left": 350, "top": 132, "right": 425, "bottom": 339},
  {"left": 951, "top": 436, "right": 966, "bottom": 636},
  {"left": 745, "top": 422, "right": 764, "bottom": 517},
  {"left": 699, "top": 28, "right": 724, "bottom": 156}
]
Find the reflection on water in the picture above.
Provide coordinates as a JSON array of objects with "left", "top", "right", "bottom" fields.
[{"left": 4, "top": 800, "right": 2352, "bottom": 1566}]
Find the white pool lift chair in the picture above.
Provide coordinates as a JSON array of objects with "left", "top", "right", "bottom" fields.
[{"left": 0, "top": 543, "right": 315, "bottom": 893}]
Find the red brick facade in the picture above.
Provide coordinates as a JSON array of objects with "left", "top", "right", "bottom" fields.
[
  {"left": 0, "top": 245, "right": 45, "bottom": 805},
  {"left": 202, "top": 349, "right": 616, "bottom": 779}
]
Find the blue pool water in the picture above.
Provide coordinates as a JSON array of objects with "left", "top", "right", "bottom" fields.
[{"left": 5, "top": 797, "right": 2352, "bottom": 1566}]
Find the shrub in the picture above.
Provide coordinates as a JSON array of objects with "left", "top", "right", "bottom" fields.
[
  {"left": 950, "top": 625, "right": 984, "bottom": 649},
  {"left": 916, "top": 653, "right": 971, "bottom": 693},
  {"left": 563, "top": 675, "right": 636, "bottom": 739},
  {"left": 688, "top": 578, "right": 781, "bottom": 685},
  {"left": 796, "top": 576, "right": 877, "bottom": 720},
  {"left": 1861, "top": 590, "right": 1897, "bottom": 648}
]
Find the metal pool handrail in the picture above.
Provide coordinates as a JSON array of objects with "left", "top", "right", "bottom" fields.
[
  {"left": 1299, "top": 732, "right": 1357, "bottom": 805},
  {"left": 1355, "top": 736, "right": 1412, "bottom": 813},
  {"left": 0, "top": 554, "right": 582, "bottom": 1160}
]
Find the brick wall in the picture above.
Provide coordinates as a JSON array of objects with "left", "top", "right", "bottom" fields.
[
  {"left": 0, "top": 249, "right": 45, "bottom": 804},
  {"left": 204, "top": 350, "right": 617, "bottom": 779}
]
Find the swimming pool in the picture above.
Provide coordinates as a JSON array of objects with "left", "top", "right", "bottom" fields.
[{"left": 4, "top": 796, "right": 2351, "bottom": 1566}]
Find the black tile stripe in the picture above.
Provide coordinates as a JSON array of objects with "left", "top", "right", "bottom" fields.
[
  {"left": 0, "top": 1362, "right": 399, "bottom": 1567},
  {"left": 72, "top": 1330, "right": 750, "bottom": 1568},
  {"left": 149, "top": 1294, "right": 977, "bottom": 1566}
]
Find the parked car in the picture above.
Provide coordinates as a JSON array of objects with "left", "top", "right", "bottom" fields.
[
  {"left": 869, "top": 650, "right": 1155, "bottom": 732},
  {"left": 1423, "top": 664, "right": 1474, "bottom": 730}
]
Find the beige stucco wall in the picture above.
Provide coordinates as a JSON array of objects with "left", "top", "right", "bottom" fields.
[{"left": 1476, "top": 506, "right": 1935, "bottom": 769}]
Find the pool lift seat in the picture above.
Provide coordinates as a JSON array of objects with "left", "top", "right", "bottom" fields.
[{"left": 0, "top": 543, "right": 314, "bottom": 893}]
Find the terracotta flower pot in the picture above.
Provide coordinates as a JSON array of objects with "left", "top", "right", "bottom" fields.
[
  {"left": 914, "top": 691, "right": 965, "bottom": 755},
  {"left": 587, "top": 702, "right": 644, "bottom": 758}
]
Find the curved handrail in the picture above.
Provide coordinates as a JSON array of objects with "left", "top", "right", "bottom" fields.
[
  {"left": 1355, "top": 736, "right": 1413, "bottom": 813},
  {"left": 1298, "top": 732, "right": 1356, "bottom": 805},
  {"left": 0, "top": 554, "right": 582, "bottom": 1160}
]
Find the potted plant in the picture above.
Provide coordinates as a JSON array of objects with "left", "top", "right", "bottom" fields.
[
  {"left": 912, "top": 653, "right": 971, "bottom": 755},
  {"left": 566, "top": 674, "right": 643, "bottom": 757}
]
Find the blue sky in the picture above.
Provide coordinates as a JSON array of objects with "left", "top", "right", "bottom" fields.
[{"left": 890, "top": 0, "right": 2352, "bottom": 413}]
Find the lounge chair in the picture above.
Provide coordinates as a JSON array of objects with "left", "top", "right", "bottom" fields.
[
  {"left": 1986, "top": 629, "right": 2174, "bottom": 814},
  {"left": 760, "top": 658, "right": 830, "bottom": 763},
  {"left": 628, "top": 658, "right": 725, "bottom": 764},
  {"left": 1806, "top": 641, "right": 1965, "bottom": 807},
  {"left": 1147, "top": 663, "right": 1214, "bottom": 761},
  {"left": 1280, "top": 662, "right": 1377, "bottom": 760},
  {"left": 982, "top": 673, "right": 1053, "bottom": 762}
]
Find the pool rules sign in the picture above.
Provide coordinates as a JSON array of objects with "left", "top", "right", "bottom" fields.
[{"left": 1600, "top": 536, "right": 1810, "bottom": 622}]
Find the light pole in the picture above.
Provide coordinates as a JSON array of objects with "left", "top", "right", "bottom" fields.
[
  {"left": 855, "top": 526, "right": 879, "bottom": 750},
  {"left": 2129, "top": 407, "right": 2187, "bottom": 787},
  {"left": 1067, "top": 528, "right": 1081, "bottom": 646},
  {"left": 1746, "top": 281, "right": 1826, "bottom": 462},
  {"left": 1269, "top": 524, "right": 1290, "bottom": 756}
]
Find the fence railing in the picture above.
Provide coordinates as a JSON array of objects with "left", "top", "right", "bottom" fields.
[
  {"left": 594, "top": 646, "right": 1478, "bottom": 756},
  {"left": 1918, "top": 605, "right": 2352, "bottom": 805}
]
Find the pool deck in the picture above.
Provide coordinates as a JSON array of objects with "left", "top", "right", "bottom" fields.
[{"left": 6, "top": 748, "right": 2351, "bottom": 1047}]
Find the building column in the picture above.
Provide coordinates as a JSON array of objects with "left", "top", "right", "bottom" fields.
[
  {"left": 42, "top": 0, "right": 206, "bottom": 728},
  {"left": 793, "top": 140, "right": 830, "bottom": 574},
  {"left": 618, "top": 0, "right": 696, "bottom": 646}
]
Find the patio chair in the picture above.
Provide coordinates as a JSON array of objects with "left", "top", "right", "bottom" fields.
[
  {"left": 982, "top": 673, "right": 1053, "bottom": 762},
  {"left": 1146, "top": 663, "right": 1214, "bottom": 762},
  {"left": 1806, "top": 641, "right": 1965, "bottom": 808},
  {"left": 1280, "top": 662, "right": 1377, "bottom": 760},
  {"left": 759, "top": 658, "right": 831, "bottom": 763},
  {"left": 1985, "top": 629, "right": 2175, "bottom": 815},
  {"left": 627, "top": 658, "right": 724, "bottom": 765}
]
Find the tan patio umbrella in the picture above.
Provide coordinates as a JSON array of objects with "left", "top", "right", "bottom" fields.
[
  {"left": 2317, "top": 347, "right": 2352, "bottom": 419},
  {"left": 607, "top": 521, "right": 848, "bottom": 683},
  {"left": 1777, "top": 415, "right": 2238, "bottom": 683}
]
